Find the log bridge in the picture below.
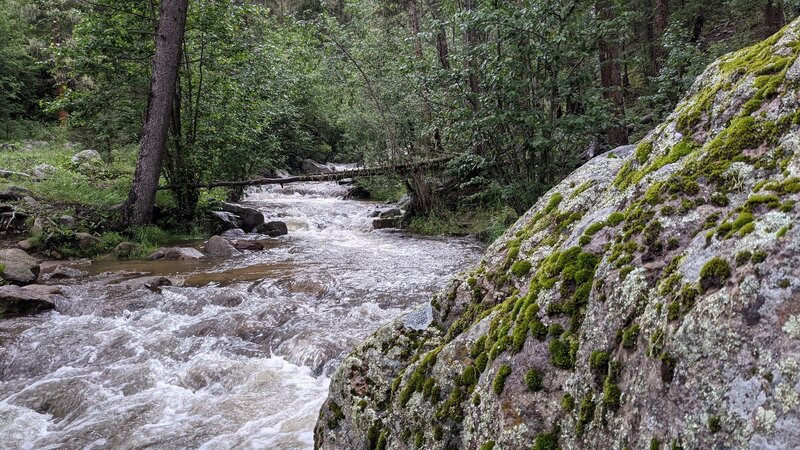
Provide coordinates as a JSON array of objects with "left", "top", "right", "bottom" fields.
[{"left": 157, "top": 156, "right": 452, "bottom": 190}]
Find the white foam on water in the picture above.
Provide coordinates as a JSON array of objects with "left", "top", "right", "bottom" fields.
[{"left": 0, "top": 181, "right": 483, "bottom": 449}]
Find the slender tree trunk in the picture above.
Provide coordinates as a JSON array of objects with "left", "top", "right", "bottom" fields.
[
  {"left": 763, "top": 0, "right": 783, "bottom": 37},
  {"left": 649, "top": 0, "right": 669, "bottom": 76},
  {"left": 124, "top": 0, "right": 189, "bottom": 226},
  {"left": 597, "top": 0, "right": 629, "bottom": 147}
]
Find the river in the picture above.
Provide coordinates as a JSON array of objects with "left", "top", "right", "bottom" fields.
[{"left": 0, "top": 182, "right": 483, "bottom": 449}]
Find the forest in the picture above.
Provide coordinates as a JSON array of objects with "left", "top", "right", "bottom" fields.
[{"left": 1, "top": 0, "right": 798, "bottom": 242}]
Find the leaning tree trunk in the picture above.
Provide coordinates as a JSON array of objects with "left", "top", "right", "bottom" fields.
[{"left": 124, "top": 0, "right": 189, "bottom": 226}]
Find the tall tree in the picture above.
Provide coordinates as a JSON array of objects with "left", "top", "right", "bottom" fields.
[
  {"left": 124, "top": 0, "right": 189, "bottom": 226},
  {"left": 597, "top": 0, "right": 629, "bottom": 147}
]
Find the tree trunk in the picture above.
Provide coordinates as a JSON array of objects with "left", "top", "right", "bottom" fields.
[
  {"left": 124, "top": 0, "right": 189, "bottom": 226},
  {"left": 597, "top": 0, "right": 629, "bottom": 147},
  {"left": 649, "top": 0, "right": 669, "bottom": 76},
  {"left": 763, "top": 0, "right": 783, "bottom": 37}
]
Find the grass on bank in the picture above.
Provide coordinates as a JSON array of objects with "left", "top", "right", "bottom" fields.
[{"left": 0, "top": 131, "right": 210, "bottom": 259}]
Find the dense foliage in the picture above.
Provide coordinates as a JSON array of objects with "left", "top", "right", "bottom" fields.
[{"left": 1, "top": 0, "right": 798, "bottom": 226}]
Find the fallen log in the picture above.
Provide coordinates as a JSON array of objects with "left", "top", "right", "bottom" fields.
[{"left": 157, "top": 156, "right": 452, "bottom": 190}]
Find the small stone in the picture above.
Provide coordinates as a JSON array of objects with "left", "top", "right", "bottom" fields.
[
  {"left": 58, "top": 215, "right": 77, "bottom": 229},
  {"left": 17, "top": 239, "right": 36, "bottom": 251}
]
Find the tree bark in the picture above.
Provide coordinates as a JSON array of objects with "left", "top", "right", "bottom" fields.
[
  {"left": 649, "top": 0, "right": 669, "bottom": 76},
  {"left": 124, "top": 0, "right": 189, "bottom": 226},
  {"left": 597, "top": 0, "right": 629, "bottom": 147},
  {"left": 763, "top": 0, "right": 783, "bottom": 37}
]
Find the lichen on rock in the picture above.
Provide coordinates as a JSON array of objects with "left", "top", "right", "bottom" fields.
[{"left": 315, "top": 19, "right": 800, "bottom": 450}]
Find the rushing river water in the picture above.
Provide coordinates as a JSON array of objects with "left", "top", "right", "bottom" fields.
[{"left": 0, "top": 182, "right": 483, "bottom": 449}]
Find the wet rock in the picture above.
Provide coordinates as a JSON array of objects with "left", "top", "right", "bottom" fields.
[
  {"left": 148, "top": 247, "right": 204, "bottom": 260},
  {"left": 338, "top": 178, "right": 354, "bottom": 185},
  {"left": 0, "top": 284, "right": 58, "bottom": 316},
  {"left": 301, "top": 158, "right": 333, "bottom": 174},
  {"left": 0, "top": 248, "right": 40, "bottom": 284},
  {"left": 343, "top": 186, "right": 370, "bottom": 200},
  {"left": 210, "top": 211, "right": 243, "bottom": 231},
  {"left": 40, "top": 266, "right": 88, "bottom": 281},
  {"left": 75, "top": 232, "right": 101, "bottom": 248},
  {"left": 232, "top": 240, "right": 267, "bottom": 251},
  {"left": 372, "top": 217, "right": 400, "bottom": 229},
  {"left": 378, "top": 208, "right": 402, "bottom": 219},
  {"left": 221, "top": 228, "right": 246, "bottom": 239},
  {"left": 218, "top": 202, "right": 264, "bottom": 232},
  {"left": 256, "top": 220, "right": 288, "bottom": 237},
  {"left": 71, "top": 149, "right": 102, "bottom": 167},
  {"left": 204, "top": 235, "right": 240, "bottom": 258},
  {"left": 122, "top": 276, "right": 173, "bottom": 292},
  {"left": 32, "top": 163, "right": 56, "bottom": 180}
]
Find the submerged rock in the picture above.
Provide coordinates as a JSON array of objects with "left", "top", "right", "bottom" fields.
[
  {"left": 316, "top": 20, "right": 800, "bottom": 450},
  {"left": 372, "top": 217, "right": 400, "bottom": 229},
  {"left": 148, "top": 247, "right": 204, "bottom": 261}
]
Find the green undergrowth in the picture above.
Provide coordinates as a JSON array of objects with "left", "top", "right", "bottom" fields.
[{"left": 407, "top": 205, "right": 518, "bottom": 243}]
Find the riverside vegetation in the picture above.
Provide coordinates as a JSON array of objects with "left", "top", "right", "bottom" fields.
[
  {"left": 315, "top": 18, "right": 800, "bottom": 450},
  {"left": 2, "top": 0, "right": 798, "bottom": 246}
]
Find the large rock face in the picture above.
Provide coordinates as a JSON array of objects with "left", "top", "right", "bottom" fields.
[{"left": 315, "top": 20, "right": 800, "bottom": 450}]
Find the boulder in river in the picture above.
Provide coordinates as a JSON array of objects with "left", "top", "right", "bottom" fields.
[
  {"left": 148, "top": 247, "right": 205, "bottom": 261},
  {"left": 378, "top": 208, "right": 402, "bottom": 219},
  {"left": 122, "top": 276, "right": 174, "bottom": 292},
  {"left": 0, "top": 284, "right": 58, "bottom": 317},
  {"left": 300, "top": 158, "right": 333, "bottom": 174},
  {"left": 218, "top": 202, "right": 264, "bottom": 232},
  {"left": 0, "top": 248, "right": 40, "bottom": 284},
  {"left": 204, "top": 235, "right": 240, "bottom": 258},
  {"left": 210, "top": 211, "right": 243, "bottom": 232},
  {"left": 343, "top": 186, "right": 370, "bottom": 200},
  {"left": 256, "top": 220, "right": 288, "bottom": 237},
  {"left": 315, "top": 22, "right": 800, "bottom": 450},
  {"left": 372, "top": 218, "right": 400, "bottom": 229},
  {"left": 221, "top": 228, "right": 246, "bottom": 239}
]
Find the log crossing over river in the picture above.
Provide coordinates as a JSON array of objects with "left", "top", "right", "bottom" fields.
[
  {"left": 156, "top": 156, "right": 453, "bottom": 190},
  {"left": 0, "top": 180, "right": 483, "bottom": 449}
]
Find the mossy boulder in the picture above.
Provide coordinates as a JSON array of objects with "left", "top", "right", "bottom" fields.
[{"left": 316, "top": 19, "right": 800, "bottom": 450}]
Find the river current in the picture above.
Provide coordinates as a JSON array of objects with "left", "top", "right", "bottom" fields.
[{"left": 0, "top": 182, "right": 483, "bottom": 449}]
